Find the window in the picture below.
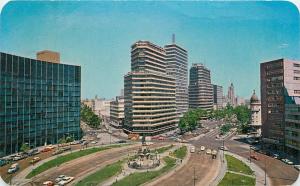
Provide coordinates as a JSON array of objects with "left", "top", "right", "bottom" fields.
[
  {"left": 294, "top": 63, "right": 300, "bottom": 67},
  {"left": 294, "top": 90, "right": 300, "bottom": 94},
  {"left": 294, "top": 77, "right": 300, "bottom": 80}
]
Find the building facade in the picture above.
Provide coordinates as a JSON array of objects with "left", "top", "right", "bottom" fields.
[
  {"left": 0, "top": 52, "right": 81, "bottom": 156},
  {"left": 188, "top": 63, "right": 213, "bottom": 110},
  {"left": 249, "top": 90, "right": 262, "bottom": 136},
  {"left": 110, "top": 96, "right": 124, "bottom": 128},
  {"left": 124, "top": 41, "right": 177, "bottom": 135},
  {"left": 213, "top": 84, "right": 223, "bottom": 109},
  {"left": 165, "top": 39, "right": 188, "bottom": 117},
  {"left": 261, "top": 59, "right": 300, "bottom": 157}
]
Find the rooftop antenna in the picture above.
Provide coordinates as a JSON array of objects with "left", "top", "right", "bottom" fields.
[{"left": 172, "top": 34, "right": 175, "bottom": 44}]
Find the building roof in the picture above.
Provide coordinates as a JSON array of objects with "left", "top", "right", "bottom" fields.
[{"left": 250, "top": 90, "right": 259, "bottom": 103}]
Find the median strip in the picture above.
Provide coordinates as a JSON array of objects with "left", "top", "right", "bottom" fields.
[{"left": 26, "top": 144, "right": 127, "bottom": 179}]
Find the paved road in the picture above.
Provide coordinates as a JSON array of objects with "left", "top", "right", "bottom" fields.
[
  {"left": 157, "top": 151, "right": 219, "bottom": 186},
  {"left": 25, "top": 142, "right": 170, "bottom": 186},
  {"left": 226, "top": 137, "right": 299, "bottom": 186}
]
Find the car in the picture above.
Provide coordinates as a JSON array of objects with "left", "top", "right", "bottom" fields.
[
  {"left": 190, "top": 146, "right": 195, "bottom": 153},
  {"left": 91, "top": 141, "right": 97, "bottom": 144},
  {"left": 70, "top": 141, "right": 80, "bottom": 145},
  {"left": 27, "top": 149, "right": 40, "bottom": 156},
  {"left": 30, "top": 157, "right": 41, "bottom": 164},
  {"left": 200, "top": 146, "right": 205, "bottom": 151},
  {"left": 219, "top": 146, "right": 228, "bottom": 151},
  {"left": 0, "top": 159, "right": 8, "bottom": 167},
  {"left": 272, "top": 153, "right": 280, "bottom": 159},
  {"left": 13, "top": 155, "right": 24, "bottom": 161},
  {"left": 206, "top": 149, "right": 212, "bottom": 155},
  {"left": 250, "top": 154, "right": 259, "bottom": 160},
  {"left": 52, "top": 149, "right": 64, "bottom": 156},
  {"left": 117, "top": 140, "right": 127, "bottom": 143},
  {"left": 294, "top": 165, "right": 300, "bottom": 171},
  {"left": 7, "top": 163, "right": 19, "bottom": 174},
  {"left": 43, "top": 181, "right": 54, "bottom": 186},
  {"left": 55, "top": 175, "right": 66, "bottom": 183},
  {"left": 57, "top": 176, "right": 74, "bottom": 185},
  {"left": 41, "top": 147, "right": 53, "bottom": 153},
  {"left": 281, "top": 158, "right": 293, "bottom": 165}
]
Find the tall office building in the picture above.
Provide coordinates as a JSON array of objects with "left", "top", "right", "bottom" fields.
[
  {"left": 165, "top": 35, "right": 188, "bottom": 117},
  {"left": 124, "top": 41, "right": 177, "bottom": 135},
  {"left": 261, "top": 58, "right": 300, "bottom": 156},
  {"left": 213, "top": 84, "right": 223, "bottom": 109},
  {"left": 227, "top": 83, "right": 236, "bottom": 107},
  {"left": 188, "top": 63, "right": 213, "bottom": 110},
  {"left": 0, "top": 52, "right": 81, "bottom": 156}
]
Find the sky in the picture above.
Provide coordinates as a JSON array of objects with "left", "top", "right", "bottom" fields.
[{"left": 0, "top": 1, "right": 299, "bottom": 99}]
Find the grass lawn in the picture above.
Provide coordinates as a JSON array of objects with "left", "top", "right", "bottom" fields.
[
  {"left": 26, "top": 144, "right": 126, "bottom": 178},
  {"left": 151, "top": 145, "right": 174, "bottom": 154},
  {"left": 218, "top": 172, "right": 255, "bottom": 186},
  {"left": 112, "top": 156, "right": 176, "bottom": 186},
  {"left": 225, "top": 154, "right": 253, "bottom": 175},
  {"left": 75, "top": 160, "right": 124, "bottom": 186},
  {"left": 172, "top": 146, "right": 187, "bottom": 159}
]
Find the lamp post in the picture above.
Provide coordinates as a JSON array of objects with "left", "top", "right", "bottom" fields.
[{"left": 249, "top": 145, "right": 251, "bottom": 163}]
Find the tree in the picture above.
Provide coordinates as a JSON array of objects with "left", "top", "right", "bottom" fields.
[
  {"left": 66, "top": 136, "right": 74, "bottom": 143},
  {"left": 20, "top": 143, "right": 30, "bottom": 152},
  {"left": 58, "top": 137, "right": 67, "bottom": 144},
  {"left": 81, "top": 104, "right": 102, "bottom": 128}
]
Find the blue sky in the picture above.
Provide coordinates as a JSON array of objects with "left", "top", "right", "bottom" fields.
[{"left": 0, "top": 1, "right": 299, "bottom": 99}]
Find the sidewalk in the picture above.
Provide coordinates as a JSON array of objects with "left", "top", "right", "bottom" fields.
[
  {"left": 226, "top": 151, "right": 272, "bottom": 186},
  {"left": 209, "top": 152, "right": 227, "bottom": 186}
]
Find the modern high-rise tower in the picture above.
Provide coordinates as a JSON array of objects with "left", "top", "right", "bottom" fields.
[
  {"left": 165, "top": 35, "right": 188, "bottom": 117},
  {"left": 123, "top": 41, "right": 177, "bottom": 136},
  {"left": 0, "top": 51, "right": 81, "bottom": 157},
  {"left": 188, "top": 63, "right": 213, "bottom": 110},
  {"left": 213, "top": 84, "right": 223, "bottom": 109}
]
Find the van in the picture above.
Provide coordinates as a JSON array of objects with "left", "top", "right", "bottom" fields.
[{"left": 190, "top": 146, "right": 195, "bottom": 153}]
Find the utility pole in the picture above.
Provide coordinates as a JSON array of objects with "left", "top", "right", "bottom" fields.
[
  {"left": 222, "top": 139, "right": 225, "bottom": 162},
  {"left": 193, "top": 167, "right": 196, "bottom": 186}
]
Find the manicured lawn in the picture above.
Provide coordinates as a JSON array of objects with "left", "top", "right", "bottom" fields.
[
  {"left": 151, "top": 145, "right": 174, "bottom": 154},
  {"left": 225, "top": 154, "right": 254, "bottom": 175},
  {"left": 26, "top": 144, "right": 126, "bottom": 178},
  {"left": 172, "top": 146, "right": 187, "bottom": 159},
  {"left": 218, "top": 172, "right": 255, "bottom": 186},
  {"left": 75, "top": 160, "right": 124, "bottom": 186},
  {"left": 112, "top": 156, "right": 176, "bottom": 186}
]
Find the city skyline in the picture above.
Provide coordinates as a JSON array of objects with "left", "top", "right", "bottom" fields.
[{"left": 0, "top": 1, "right": 299, "bottom": 99}]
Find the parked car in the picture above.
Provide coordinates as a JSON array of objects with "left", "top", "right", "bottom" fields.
[
  {"left": 70, "top": 141, "right": 80, "bottom": 145},
  {"left": 57, "top": 176, "right": 74, "bottom": 185},
  {"left": 55, "top": 175, "right": 66, "bottom": 183},
  {"left": 7, "top": 163, "right": 19, "bottom": 174},
  {"left": 13, "top": 155, "right": 24, "bottom": 161},
  {"left": 43, "top": 181, "right": 54, "bottom": 186},
  {"left": 91, "top": 141, "right": 97, "bottom": 144},
  {"left": 52, "top": 149, "right": 64, "bottom": 156},
  {"left": 219, "top": 146, "right": 228, "bottom": 151},
  {"left": 30, "top": 157, "right": 41, "bottom": 164},
  {"left": 27, "top": 149, "right": 40, "bottom": 156},
  {"left": 272, "top": 153, "right": 280, "bottom": 159},
  {"left": 0, "top": 159, "right": 8, "bottom": 167},
  {"left": 281, "top": 158, "right": 294, "bottom": 165},
  {"left": 41, "top": 147, "right": 53, "bottom": 153},
  {"left": 294, "top": 165, "right": 300, "bottom": 171},
  {"left": 62, "top": 146, "right": 71, "bottom": 151},
  {"left": 117, "top": 140, "right": 127, "bottom": 143}
]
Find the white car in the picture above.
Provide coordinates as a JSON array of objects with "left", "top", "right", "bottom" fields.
[
  {"left": 294, "top": 165, "right": 300, "bottom": 171},
  {"left": 200, "top": 146, "right": 205, "bottom": 151},
  {"left": 190, "top": 146, "right": 195, "bottom": 153},
  {"left": 55, "top": 175, "right": 66, "bottom": 183},
  {"left": 91, "top": 141, "right": 97, "bottom": 144},
  {"left": 58, "top": 176, "right": 74, "bottom": 185},
  {"left": 206, "top": 149, "right": 212, "bottom": 155}
]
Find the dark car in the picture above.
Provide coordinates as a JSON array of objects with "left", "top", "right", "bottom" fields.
[
  {"left": 0, "top": 159, "right": 8, "bottom": 167},
  {"left": 117, "top": 140, "right": 127, "bottom": 143}
]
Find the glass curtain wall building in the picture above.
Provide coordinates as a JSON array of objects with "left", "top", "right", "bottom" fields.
[{"left": 0, "top": 52, "right": 81, "bottom": 157}]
